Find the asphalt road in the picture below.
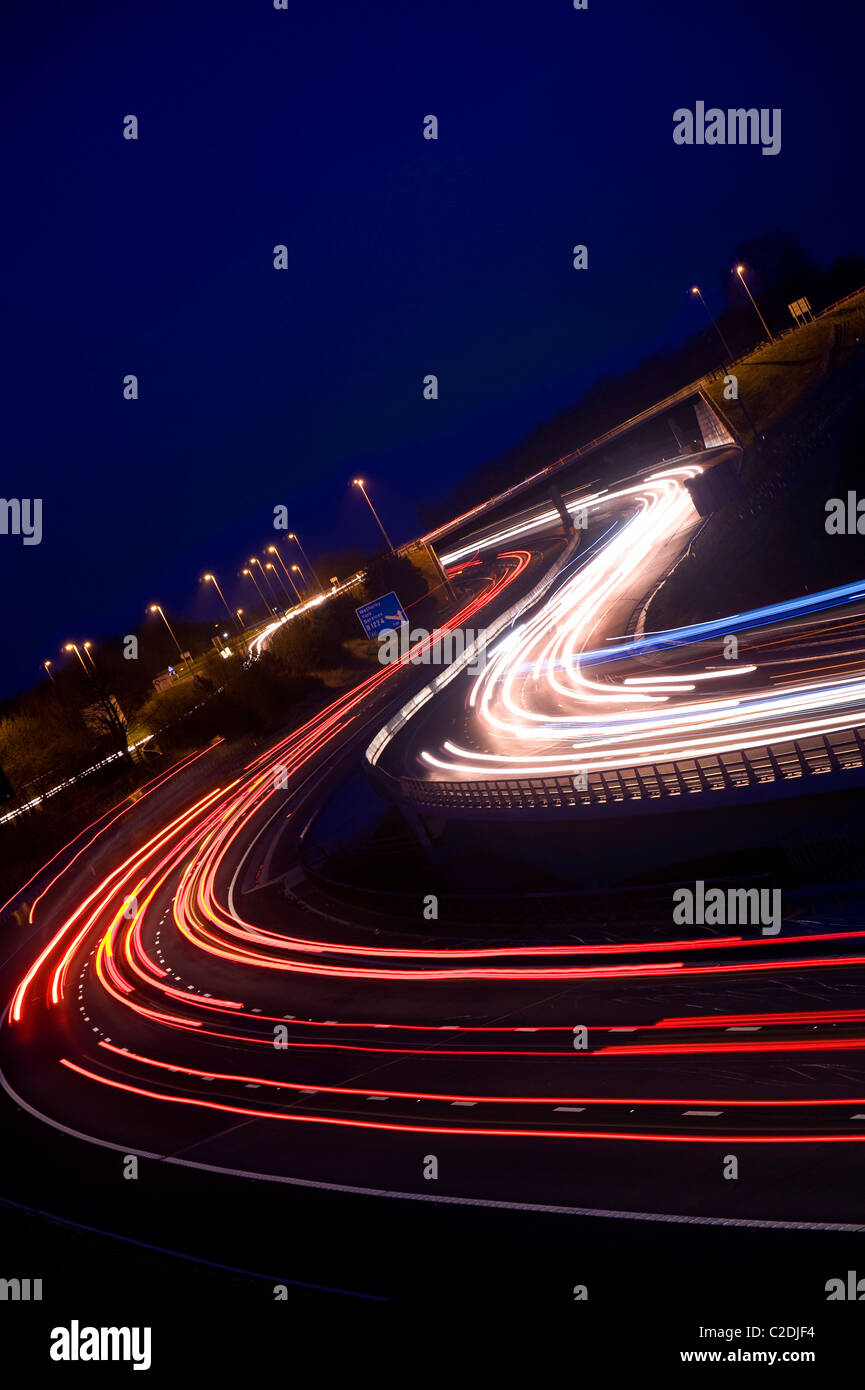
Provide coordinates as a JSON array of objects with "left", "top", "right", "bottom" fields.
[{"left": 3, "top": 450, "right": 865, "bottom": 1321}]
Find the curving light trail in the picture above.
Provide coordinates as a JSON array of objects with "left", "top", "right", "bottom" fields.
[
  {"left": 418, "top": 467, "right": 865, "bottom": 779},
  {"left": 4, "top": 466, "right": 865, "bottom": 1194}
]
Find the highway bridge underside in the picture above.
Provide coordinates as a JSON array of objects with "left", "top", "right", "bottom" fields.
[{"left": 299, "top": 763, "right": 865, "bottom": 905}]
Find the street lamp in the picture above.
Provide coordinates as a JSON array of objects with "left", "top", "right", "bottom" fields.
[
  {"left": 734, "top": 264, "right": 774, "bottom": 342},
  {"left": 63, "top": 644, "right": 130, "bottom": 760},
  {"left": 291, "top": 563, "right": 307, "bottom": 592},
  {"left": 242, "top": 567, "right": 270, "bottom": 617},
  {"left": 287, "top": 532, "right": 324, "bottom": 592},
  {"left": 267, "top": 545, "right": 301, "bottom": 601},
  {"left": 203, "top": 574, "right": 242, "bottom": 632},
  {"left": 265, "top": 561, "right": 294, "bottom": 607},
  {"left": 42, "top": 659, "right": 56, "bottom": 685},
  {"left": 352, "top": 477, "right": 395, "bottom": 553},
  {"left": 148, "top": 604, "right": 191, "bottom": 669},
  {"left": 689, "top": 285, "right": 733, "bottom": 360},
  {"left": 249, "top": 556, "right": 279, "bottom": 610},
  {"left": 82, "top": 641, "right": 97, "bottom": 670},
  {"left": 63, "top": 642, "right": 89, "bottom": 675}
]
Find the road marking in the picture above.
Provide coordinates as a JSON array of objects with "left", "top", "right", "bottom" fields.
[
  {"left": 683, "top": 1109, "right": 723, "bottom": 1116},
  {"left": 451, "top": 1101, "right": 477, "bottom": 1107},
  {"left": 554, "top": 1106, "right": 586, "bottom": 1113},
  {"left": 5, "top": 1065, "right": 865, "bottom": 1234},
  {"left": 726, "top": 1026, "right": 761, "bottom": 1032}
]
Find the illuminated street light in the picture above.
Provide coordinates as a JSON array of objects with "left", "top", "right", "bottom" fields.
[
  {"left": 63, "top": 642, "right": 89, "bottom": 674},
  {"left": 148, "top": 604, "right": 192, "bottom": 669},
  {"left": 203, "top": 573, "right": 242, "bottom": 632},
  {"left": 291, "top": 563, "right": 307, "bottom": 591},
  {"left": 265, "top": 561, "right": 294, "bottom": 607},
  {"left": 249, "top": 556, "right": 279, "bottom": 610},
  {"left": 734, "top": 264, "right": 774, "bottom": 342},
  {"left": 242, "top": 567, "right": 270, "bottom": 616},
  {"left": 352, "top": 477, "right": 395, "bottom": 553},
  {"left": 63, "top": 644, "right": 130, "bottom": 761},
  {"left": 287, "top": 531, "right": 324, "bottom": 592},
  {"left": 267, "top": 545, "right": 301, "bottom": 600},
  {"left": 689, "top": 285, "right": 733, "bottom": 360},
  {"left": 42, "top": 659, "right": 56, "bottom": 686}
]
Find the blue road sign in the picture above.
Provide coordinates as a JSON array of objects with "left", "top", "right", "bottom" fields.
[{"left": 355, "top": 591, "right": 408, "bottom": 639}]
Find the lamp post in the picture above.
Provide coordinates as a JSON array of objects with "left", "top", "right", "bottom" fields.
[
  {"left": 148, "top": 604, "right": 191, "bottom": 669},
  {"left": 266, "top": 561, "right": 294, "bottom": 607},
  {"left": 64, "top": 643, "right": 130, "bottom": 760},
  {"left": 249, "top": 557, "right": 279, "bottom": 611},
  {"left": 734, "top": 264, "right": 774, "bottom": 342},
  {"left": 42, "top": 659, "right": 56, "bottom": 686},
  {"left": 203, "top": 574, "right": 241, "bottom": 631},
  {"left": 352, "top": 477, "right": 395, "bottom": 552},
  {"left": 267, "top": 545, "right": 301, "bottom": 601},
  {"left": 689, "top": 285, "right": 733, "bottom": 360},
  {"left": 287, "top": 531, "right": 324, "bottom": 592},
  {"left": 63, "top": 642, "right": 89, "bottom": 675},
  {"left": 242, "top": 567, "right": 270, "bottom": 617}
]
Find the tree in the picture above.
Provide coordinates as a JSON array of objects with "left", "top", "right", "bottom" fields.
[{"left": 362, "top": 551, "right": 428, "bottom": 609}]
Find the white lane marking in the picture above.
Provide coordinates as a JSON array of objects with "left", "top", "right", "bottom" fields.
[{"left": 4, "top": 1062, "right": 863, "bottom": 1234}]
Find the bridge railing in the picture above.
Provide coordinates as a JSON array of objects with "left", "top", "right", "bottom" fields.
[{"left": 391, "top": 726, "right": 865, "bottom": 816}]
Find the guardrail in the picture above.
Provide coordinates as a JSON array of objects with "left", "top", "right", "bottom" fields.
[{"left": 392, "top": 727, "right": 865, "bottom": 817}]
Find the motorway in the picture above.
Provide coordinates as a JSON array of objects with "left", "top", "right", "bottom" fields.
[
  {"left": 4, "top": 448, "right": 865, "bottom": 1303},
  {"left": 375, "top": 456, "right": 865, "bottom": 791}
]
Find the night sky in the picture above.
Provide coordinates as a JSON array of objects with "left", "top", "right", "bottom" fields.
[{"left": 3, "top": 0, "right": 863, "bottom": 697}]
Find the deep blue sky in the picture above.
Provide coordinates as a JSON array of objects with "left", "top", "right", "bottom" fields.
[{"left": 2, "top": 0, "right": 863, "bottom": 696}]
